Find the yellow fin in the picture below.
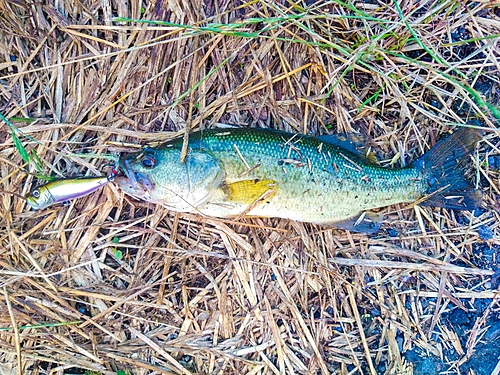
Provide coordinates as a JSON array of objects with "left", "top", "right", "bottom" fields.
[
  {"left": 364, "top": 149, "right": 379, "bottom": 165},
  {"left": 222, "top": 179, "right": 277, "bottom": 204}
]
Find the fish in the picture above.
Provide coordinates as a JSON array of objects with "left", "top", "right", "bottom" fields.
[
  {"left": 26, "top": 175, "right": 113, "bottom": 210},
  {"left": 114, "top": 127, "right": 482, "bottom": 232}
]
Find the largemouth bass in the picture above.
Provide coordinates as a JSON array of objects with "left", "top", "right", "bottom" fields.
[
  {"left": 26, "top": 175, "right": 113, "bottom": 210},
  {"left": 114, "top": 127, "right": 482, "bottom": 231}
]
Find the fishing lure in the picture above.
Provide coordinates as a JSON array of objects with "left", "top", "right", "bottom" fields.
[{"left": 26, "top": 174, "right": 115, "bottom": 210}]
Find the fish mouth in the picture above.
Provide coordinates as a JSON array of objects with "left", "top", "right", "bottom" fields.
[
  {"left": 118, "top": 154, "right": 139, "bottom": 189},
  {"left": 115, "top": 155, "right": 155, "bottom": 194},
  {"left": 114, "top": 172, "right": 155, "bottom": 190}
]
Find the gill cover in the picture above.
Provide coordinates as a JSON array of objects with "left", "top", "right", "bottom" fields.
[{"left": 118, "top": 146, "right": 224, "bottom": 212}]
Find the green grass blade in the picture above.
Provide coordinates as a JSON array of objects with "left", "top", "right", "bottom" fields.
[
  {"left": 392, "top": 0, "right": 467, "bottom": 80},
  {"left": 112, "top": 17, "right": 344, "bottom": 49},
  {"left": 384, "top": 49, "right": 500, "bottom": 122},
  {"left": 0, "top": 112, "right": 40, "bottom": 144},
  {"left": 9, "top": 117, "right": 36, "bottom": 123},
  {"left": 30, "top": 149, "right": 44, "bottom": 173},
  {"left": 0, "top": 320, "right": 81, "bottom": 331},
  {"left": 358, "top": 86, "right": 384, "bottom": 113},
  {"left": 169, "top": 53, "right": 235, "bottom": 109},
  {"left": 11, "top": 131, "right": 30, "bottom": 164}
]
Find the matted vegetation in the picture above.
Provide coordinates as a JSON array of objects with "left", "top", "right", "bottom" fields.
[{"left": 1, "top": 0, "right": 499, "bottom": 374}]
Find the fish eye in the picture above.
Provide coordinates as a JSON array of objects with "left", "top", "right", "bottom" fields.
[
  {"left": 32, "top": 189, "right": 40, "bottom": 198},
  {"left": 141, "top": 154, "right": 156, "bottom": 169}
]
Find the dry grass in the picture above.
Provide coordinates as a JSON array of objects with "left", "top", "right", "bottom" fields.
[{"left": 1, "top": 0, "right": 500, "bottom": 374}]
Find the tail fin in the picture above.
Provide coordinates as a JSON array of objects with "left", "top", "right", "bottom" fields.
[{"left": 411, "top": 127, "right": 483, "bottom": 211}]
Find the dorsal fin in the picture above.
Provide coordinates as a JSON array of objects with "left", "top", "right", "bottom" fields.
[{"left": 317, "top": 133, "right": 379, "bottom": 165}]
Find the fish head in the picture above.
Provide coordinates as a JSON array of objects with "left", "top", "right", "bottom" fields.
[
  {"left": 115, "top": 146, "right": 224, "bottom": 212},
  {"left": 25, "top": 185, "right": 53, "bottom": 210}
]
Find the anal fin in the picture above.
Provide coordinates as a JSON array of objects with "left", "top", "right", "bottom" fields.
[{"left": 330, "top": 211, "right": 383, "bottom": 234}]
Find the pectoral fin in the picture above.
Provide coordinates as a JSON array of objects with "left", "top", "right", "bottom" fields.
[{"left": 222, "top": 179, "right": 277, "bottom": 204}]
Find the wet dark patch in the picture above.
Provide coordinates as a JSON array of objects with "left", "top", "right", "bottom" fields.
[
  {"left": 460, "top": 321, "right": 500, "bottom": 374},
  {"left": 471, "top": 243, "right": 500, "bottom": 272},
  {"left": 405, "top": 349, "right": 446, "bottom": 374},
  {"left": 406, "top": 243, "right": 500, "bottom": 375}
]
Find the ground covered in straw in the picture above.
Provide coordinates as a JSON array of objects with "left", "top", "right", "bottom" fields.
[{"left": 1, "top": 0, "right": 500, "bottom": 374}]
